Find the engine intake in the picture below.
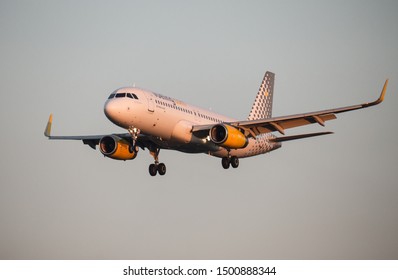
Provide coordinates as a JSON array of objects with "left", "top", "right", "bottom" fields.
[
  {"left": 99, "top": 135, "right": 137, "bottom": 160},
  {"left": 210, "top": 124, "right": 248, "bottom": 149}
]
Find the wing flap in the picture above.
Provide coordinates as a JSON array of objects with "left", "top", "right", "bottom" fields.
[
  {"left": 276, "top": 113, "right": 336, "bottom": 130},
  {"left": 270, "top": 131, "right": 333, "bottom": 142}
]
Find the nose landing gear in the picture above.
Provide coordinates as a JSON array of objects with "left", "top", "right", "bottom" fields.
[
  {"left": 127, "top": 126, "right": 168, "bottom": 176},
  {"left": 127, "top": 126, "right": 140, "bottom": 158},
  {"left": 128, "top": 127, "right": 140, "bottom": 147}
]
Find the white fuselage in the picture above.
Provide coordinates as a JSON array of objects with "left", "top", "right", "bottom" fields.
[{"left": 104, "top": 87, "right": 281, "bottom": 158}]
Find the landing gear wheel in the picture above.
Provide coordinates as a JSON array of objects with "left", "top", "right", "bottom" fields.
[
  {"left": 221, "top": 157, "right": 230, "bottom": 169},
  {"left": 149, "top": 164, "right": 157, "bottom": 176},
  {"left": 157, "top": 163, "right": 166, "bottom": 175},
  {"left": 230, "top": 156, "right": 239, "bottom": 168},
  {"left": 148, "top": 147, "right": 167, "bottom": 176}
]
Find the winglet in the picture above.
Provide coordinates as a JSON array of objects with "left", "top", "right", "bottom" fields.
[
  {"left": 363, "top": 79, "right": 389, "bottom": 107},
  {"left": 44, "top": 114, "right": 53, "bottom": 137}
]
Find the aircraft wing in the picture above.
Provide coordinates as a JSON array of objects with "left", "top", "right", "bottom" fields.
[
  {"left": 44, "top": 114, "right": 153, "bottom": 150},
  {"left": 193, "top": 79, "right": 388, "bottom": 138}
]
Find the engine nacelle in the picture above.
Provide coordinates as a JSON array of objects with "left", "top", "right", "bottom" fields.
[
  {"left": 99, "top": 135, "right": 137, "bottom": 160},
  {"left": 209, "top": 124, "right": 248, "bottom": 149}
]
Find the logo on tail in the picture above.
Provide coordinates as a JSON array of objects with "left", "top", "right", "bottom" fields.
[{"left": 247, "top": 71, "right": 275, "bottom": 120}]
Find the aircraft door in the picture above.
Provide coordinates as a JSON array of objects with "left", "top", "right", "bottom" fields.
[{"left": 147, "top": 96, "right": 155, "bottom": 112}]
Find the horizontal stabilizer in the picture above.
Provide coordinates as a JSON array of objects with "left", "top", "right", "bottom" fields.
[{"left": 270, "top": 131, "right": 333, "bottom": 142}]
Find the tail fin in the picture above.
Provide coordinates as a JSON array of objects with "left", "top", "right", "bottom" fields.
[{"left": 247, "top": 71, "right": 275, "bottom": 120}]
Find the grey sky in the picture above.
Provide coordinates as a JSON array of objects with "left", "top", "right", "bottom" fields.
[{"left": 0, "top": 0, "right": 397, "bottom": 259}]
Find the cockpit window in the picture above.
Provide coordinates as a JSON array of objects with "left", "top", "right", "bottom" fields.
[
  {"left": 127, "top": 93, "right": 139, "bottom": 99},
  {"left": 116, "top": 93, "right": 126, "bottom": 98},
  {"left": 108, "top": 92, "right": 139, "bottom": 99}
]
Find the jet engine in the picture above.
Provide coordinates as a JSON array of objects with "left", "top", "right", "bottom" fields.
[
  {"left": 209, "top": 124, "right": 248, "bottom": 149},
  {"left": 99, "top": 135, "right": 137, "bottom": 160}
]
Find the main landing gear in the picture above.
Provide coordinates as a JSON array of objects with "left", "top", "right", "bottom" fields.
[
  {"left": 148, "top": 148, "right": 166, "bottom": 176},
  {"left": 221, "top": 156, "right": 239, "bottom": 169}
]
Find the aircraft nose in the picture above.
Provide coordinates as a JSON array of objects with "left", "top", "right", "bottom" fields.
[{"left": 104, "top": 99, "right": 121, "bottom": 123}]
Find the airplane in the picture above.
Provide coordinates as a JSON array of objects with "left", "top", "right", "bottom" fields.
[{"left": 44, "top": 71, "right": 388, "bottom": 176}]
